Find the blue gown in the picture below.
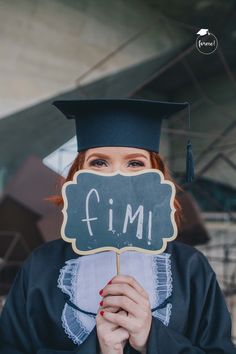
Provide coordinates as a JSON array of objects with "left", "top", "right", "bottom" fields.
[{"left": 0, "top": 239, "right": 235, "bottom": 353}]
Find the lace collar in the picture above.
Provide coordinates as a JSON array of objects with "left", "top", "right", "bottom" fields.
[{"left": 57, "top": 250, "right": 172, "bottom": 346}]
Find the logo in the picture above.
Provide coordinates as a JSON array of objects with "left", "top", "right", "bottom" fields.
[{"left": 196, "top": 29, "right": 218, "bottom": 55}]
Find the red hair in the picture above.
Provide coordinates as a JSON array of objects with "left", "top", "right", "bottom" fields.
[{"left": 47, "top": 150, "right": 182, "bottom": 228}]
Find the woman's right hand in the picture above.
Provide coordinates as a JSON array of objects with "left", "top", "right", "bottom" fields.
[{"left": 96, "top": 305, "right": 129, "bottom": 354}]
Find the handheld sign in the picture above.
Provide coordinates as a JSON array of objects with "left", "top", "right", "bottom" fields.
[{"left": 61, "top": 169, "right": 177, "bottom": 273}]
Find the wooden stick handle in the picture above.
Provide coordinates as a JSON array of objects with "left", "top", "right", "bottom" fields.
[{"left": 116, "top": 253, "right": 120, "bottom": 275}]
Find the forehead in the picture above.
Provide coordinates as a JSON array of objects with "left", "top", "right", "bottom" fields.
[{"left": 84, "top": 146, "right": 150, "bottom": 157}]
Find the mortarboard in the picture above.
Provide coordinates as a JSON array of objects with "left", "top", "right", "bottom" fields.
[{"left": 52, "top": 98, "right": 194, "bottom": 182}]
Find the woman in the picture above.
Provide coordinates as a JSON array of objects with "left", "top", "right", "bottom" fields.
[{"left": 0, "top": 99, "right": 235, "bottom": 354}]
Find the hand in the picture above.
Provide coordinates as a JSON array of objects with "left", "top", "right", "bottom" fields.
[
  {"left": 96, "top": 303, "right": 129, "bottom": 354},
  {"left": 98, "top": 275, "right": 152, "bottom": 353}
]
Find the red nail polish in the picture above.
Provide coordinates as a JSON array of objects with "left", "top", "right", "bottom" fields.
[
  {"left": 108, "top": 280, "right": 112, "bottom": 285},
  {"left": 99, "top": 289, "right": 103, "bottom": 296},
  {"left": 100, "top": 300, "right": 103, "bottom": 306},
  {"left": 100, "top": 310, "right": 104, "bottom": 316}
]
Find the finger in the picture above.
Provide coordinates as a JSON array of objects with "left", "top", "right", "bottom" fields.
[
  {"left": 118, "top": 310, "right": 128, "bottom": 316},
  {"left": 100, "top": 297, "right": 127, "bottom": 315},
  {"left": 112, "top": 275, "right": 149, "bottom": 300},
  {"left": 96, "top": 308, "right": 119, "bottom": 331},
  {"left": 97, "top": 318, "right": 118, "bottom": 332},
  {"left": 101, "top": 310, "right": 135, "bottom": 333},
  {"left": 109, "top": 327, "right": 129, "bottom": 342},
  {"left": 98, "top": 301, "right": 120, "bottom": 312},
  {"left": 102, "top": 283, "right": 150, "bottom": 311},
  {"left": 102, "top": 295, "right": 142, "bottom": 317},
  {"left": 96, "top": 305, "right": 119, "bottom": 326},
  {"left": 101, "top": 305, "right": 120, "bottom": 313},
  {"left": 96, "top": 306, "right": 127, "bottom": 325}
]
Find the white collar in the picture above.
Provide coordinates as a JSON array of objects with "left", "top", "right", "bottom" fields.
[{"left": 58, "top": 251, "right": 173, "bottom": 346}]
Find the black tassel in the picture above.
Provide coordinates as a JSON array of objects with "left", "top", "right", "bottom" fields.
[{"left": 186, "top": 139, "right": 194, "bottom": 183}]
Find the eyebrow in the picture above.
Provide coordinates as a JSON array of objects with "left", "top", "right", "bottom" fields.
[{"left": 85, "top": 153, "right": 149, "bottom": 161}]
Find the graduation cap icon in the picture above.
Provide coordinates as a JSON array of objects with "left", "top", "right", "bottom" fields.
[{"left": 197, "top": 29, "right": 209, "bottom": 36}]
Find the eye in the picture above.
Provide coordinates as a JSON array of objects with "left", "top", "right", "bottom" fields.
[
  {"left": 89, "top": 159, "right": 108, "bottom": 167},
  {"left": 127, "top": 160, "right": 145, "bottom": 167}
]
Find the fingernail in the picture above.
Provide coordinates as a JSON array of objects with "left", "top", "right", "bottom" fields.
[
  {"left": 107, "top": 280, "right": 112, "bottom": 285},
  {"left": 100, "top": 300, "right": 103, "bottom": 306},
  {"left": 100, "top": 310, "right": 104, "bottom": 316},
  {"left": 99, "top": 289, "right": 103, "bottom": 296}
]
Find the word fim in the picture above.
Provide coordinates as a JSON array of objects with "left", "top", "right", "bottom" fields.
[{"left": 81, "top": 188, "right": 153, "bottom": 244}]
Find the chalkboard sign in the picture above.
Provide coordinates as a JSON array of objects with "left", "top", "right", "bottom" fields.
[{"left": 61, "top": 169, "right": 177, "bottom": 255}]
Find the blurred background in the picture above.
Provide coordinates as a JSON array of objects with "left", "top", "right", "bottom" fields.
[{"left": 0, "top": 0, "right": 236, "bottom": 344}]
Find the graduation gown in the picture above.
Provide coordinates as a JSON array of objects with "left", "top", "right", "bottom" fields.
[{"left": 0, "top": 239, "right": 235, "bottom": 354}]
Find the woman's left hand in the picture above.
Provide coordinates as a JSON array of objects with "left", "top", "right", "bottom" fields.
[{"left": 99, "top": 275, "right": 152, "bottom": 353}]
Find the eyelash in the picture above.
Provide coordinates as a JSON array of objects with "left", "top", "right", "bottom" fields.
[
  {"left": 128, "top": 160, "right": 145, "bottom": 167},
  {"left": 89, "top": 159, "right": 108, "bottom": 167},
  {"left": 89, "top": 159, "right": 145, "bottom": 167}
]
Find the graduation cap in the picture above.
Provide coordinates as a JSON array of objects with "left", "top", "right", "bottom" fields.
[
  {"left": 52, "top": 99, "right": 194, "bottom": 182},
  {"left": 197, "top": 29, "right": 209, "bottom": 36}
]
